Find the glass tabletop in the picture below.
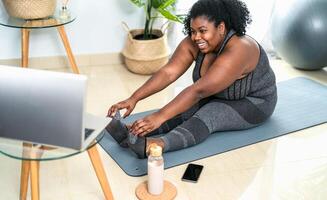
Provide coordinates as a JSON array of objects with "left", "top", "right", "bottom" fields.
[
  {"left": 0, "top": 131, "right": 105, "bottom": 161},
  {"left": 0, "top": 9, "right": 76, "bottom": 29}
]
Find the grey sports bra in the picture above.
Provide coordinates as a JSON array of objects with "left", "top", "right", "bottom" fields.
[{"left": 192, "top": 29, "right": 257, "bottom": 100}]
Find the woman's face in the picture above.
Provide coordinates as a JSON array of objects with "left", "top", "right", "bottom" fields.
[{"left": 190, "top": 16, "right": 225, "bottom": 53}]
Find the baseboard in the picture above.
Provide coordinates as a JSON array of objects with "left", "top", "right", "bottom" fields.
[{"left": 0, "top": 52, "right": 124, "bottom": 70}]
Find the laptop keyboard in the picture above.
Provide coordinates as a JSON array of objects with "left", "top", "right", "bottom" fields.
[{"left": 84, "top": 128, "right": 95, "bottom": 140}]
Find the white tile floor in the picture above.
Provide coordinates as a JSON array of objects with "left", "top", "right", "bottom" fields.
[{"left": 0, "top": 58, "right": 326, "bottom": 200}]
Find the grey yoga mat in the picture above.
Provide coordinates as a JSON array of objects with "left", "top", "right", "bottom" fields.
[{"left": 99, "top": 77, "right": 327, "bottom": 177}]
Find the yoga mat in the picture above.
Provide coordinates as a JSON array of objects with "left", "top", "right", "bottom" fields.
[{"left": 99, "top": 77, "right": 327, "bottom": 177}]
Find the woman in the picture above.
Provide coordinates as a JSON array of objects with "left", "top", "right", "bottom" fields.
[{"left": 107, "top": 0, "right": 277, "bottom": 158}]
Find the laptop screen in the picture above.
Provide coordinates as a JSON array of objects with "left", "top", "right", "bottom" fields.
[{"left": 0, "top": 65, "right": 87, "bottom": 148}]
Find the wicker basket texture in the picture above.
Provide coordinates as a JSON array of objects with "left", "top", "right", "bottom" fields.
[
  {"left": 2, "top": 0, "right": 57, "bottom": 20},
  {"left": 122, "top": 29, "right": 170, "bottom": 75}
]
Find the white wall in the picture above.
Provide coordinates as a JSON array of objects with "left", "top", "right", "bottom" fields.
[
  {"left": 244, "top": 0, "right": 276, "bottom": 50},
  {"left": 176, "top": 0, "right": 276, "bottom": 44},
  {"left": 0, "top": 0, "right": 275, "bottom": 60},
  {"left": 0, "top": 0, "right": 144, "bottom": 59}
]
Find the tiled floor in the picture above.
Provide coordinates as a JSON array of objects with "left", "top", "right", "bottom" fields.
[{"left": 0, "top": 58, "right": 326, "bottom": 200}]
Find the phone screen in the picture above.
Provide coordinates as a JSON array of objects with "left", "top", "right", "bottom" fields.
[{"left": 182, "top": 163, "right": 204, "bottom": 182}]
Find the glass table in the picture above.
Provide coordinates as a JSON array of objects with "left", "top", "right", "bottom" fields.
[
  {"left": 0, "top": 132, "right": 114, "bottom": 200},
  {"left": 0, "top": 10, "right": 80, "bottom": 73}
]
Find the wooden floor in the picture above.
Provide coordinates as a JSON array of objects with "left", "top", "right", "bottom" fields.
[{"left": 0, "top": 58, "right": 326, "bottom": 200}]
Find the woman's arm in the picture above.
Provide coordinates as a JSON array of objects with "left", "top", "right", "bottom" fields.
[
  {"left": 108, "top": 37, "right": 197, "bottom": 117},
  {"left": 159, "top": 45, "right": 247, "bottom": 120},
  {"left": 130, "top": 37, "right": 196, "bottom": 102},
  {"left": 131, "top": 40, "right": 253, "bottom": 135}
]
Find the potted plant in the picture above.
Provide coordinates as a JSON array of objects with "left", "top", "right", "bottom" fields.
[{"left": 122, "top": 0, "right": 183, "bottom": 75}]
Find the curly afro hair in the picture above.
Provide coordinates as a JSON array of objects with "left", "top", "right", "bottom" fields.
[{"left": 183, "top": 0, "right": 252, "bottom": 36}]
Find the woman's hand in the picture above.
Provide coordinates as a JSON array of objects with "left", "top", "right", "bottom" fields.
[
  {"left": 130, "top": 112, "right": 166, "bottom": 137},
  {"left": 107, "top": 97, "right": 137, "bottom": 118}
]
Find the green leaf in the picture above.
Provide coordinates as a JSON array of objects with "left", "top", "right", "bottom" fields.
[
  {"left": 176, "top": 14, "right": 187, "bottom": 21},
  {"left": 157, "top": 8, "right": 182, "bottom": 23},
  {"left": 129, "top": 0, "right": 145, "bottom": 7},
  {"left": 128, "top": 0, "right": 183, "bottom": 36},
  {"left": 159, "top": 0, "right": 177, "bottom": 9},
  {"left": 152, "top": 0, "right": 161, "bottom": 9}
]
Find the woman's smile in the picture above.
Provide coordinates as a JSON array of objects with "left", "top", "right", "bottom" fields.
[{"left": 196, "top": 41, "right": 207, "bottom": 50}]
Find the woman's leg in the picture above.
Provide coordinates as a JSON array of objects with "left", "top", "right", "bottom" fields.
[
  {"left": 105, "top": 99, "right": 208, "bottom": 149},
  {"left": 128, "top": 98, "right": 269, "bottom": 158},
  {"left": 159, "top": 98, "right": 271, "bottom": 152},
  {"left": 129, "top": 96, "right": 276, "bottom": 158},
  {"left": 127, "top": 109, "right": 212, "bottom": 158},
  {"left": 146, "top": 98, "right": 211, "bottom": 137},
  {"left": 127, "top": 99, "right": 212, "bottom": 158}
]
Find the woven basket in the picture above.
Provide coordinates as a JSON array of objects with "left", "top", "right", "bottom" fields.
[
  {"left": 2, "top": 0, "right": 57, "bottom": 20},
  {"left": 122, "top": 28, "right": 170, "bottom": 75}
]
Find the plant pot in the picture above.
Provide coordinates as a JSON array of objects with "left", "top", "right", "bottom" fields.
[
  {"left": 2, "top": 0, "right": 57, "bottom": 20},
  {"left": 122, "top": 29, "right": 170, "bottom": 75}
]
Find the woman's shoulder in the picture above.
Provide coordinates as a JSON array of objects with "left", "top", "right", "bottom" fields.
[
  {"left": 227, "top": 34, "right": 256, "bottom": 48},
  {"left": 224, "top": 35, "right": 259, "bottom": 57},
  {"left": 221, "top": 35, "right": 260, "bottom": 74}
]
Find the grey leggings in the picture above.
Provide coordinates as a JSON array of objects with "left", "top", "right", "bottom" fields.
[{"left": 147, "top": 96, "right": 275, "bottom": 152}]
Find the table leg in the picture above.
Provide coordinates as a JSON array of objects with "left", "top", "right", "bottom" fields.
[
  {"left": 20, "top": 143, "right": 34, "bottom": 200},
  {"left": 21, "top": 29, "right": 30, "bottom": 68},
  {"left": 30, "top": 160, "right": 40, "bottom": 200},
  {"left": 20, "top": 160, "right": 30, "bottom": 200},
  {"left": 57, "top": 26, "right": 80, "bottom": 74},
  {"left": 87, "top": 145, "right": 114, "bottom": 200}
]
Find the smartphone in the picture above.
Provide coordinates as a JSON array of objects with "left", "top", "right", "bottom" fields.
[{"left": 181, "top": 163, "right": 204, "bottom": 183}]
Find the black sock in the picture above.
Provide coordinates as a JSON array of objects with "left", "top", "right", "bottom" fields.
[
  {"left": 105, "top": 112, "right": 128, "bottom": 144},
  {"left": 128, "top": 137, "right": 146, "bottom": 159}
]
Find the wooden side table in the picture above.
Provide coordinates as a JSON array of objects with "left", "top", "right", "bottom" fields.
[{"left": 0, "top": 12, "right": 80, "bottom": 74}]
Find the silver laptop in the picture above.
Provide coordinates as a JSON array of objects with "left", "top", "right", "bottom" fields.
[{"left": 0, "top": 65, "right": 111, "bottom": 150}]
